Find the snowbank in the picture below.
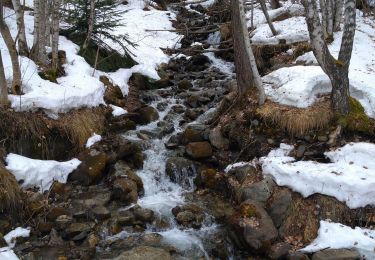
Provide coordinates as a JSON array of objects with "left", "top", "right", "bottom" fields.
[
  {"left": 261, "top": 142, "right": 375, "bottom": 209},
  {"left": 4, "top": 227, "right": 30, "bottom": 248},
  {"left": 2, "top": 0, "right": 178, "bottom": 113},
  {"left": 263, "top": 13, "right": 375, "bottom": 118},
  {"left": 302, "top": 220, "right": 375, "bottom": 258},
  {"left": 6, "top": 154, "right": 81, "bottom": 192}
]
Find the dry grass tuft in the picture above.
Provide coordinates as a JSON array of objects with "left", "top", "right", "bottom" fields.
[
  {"left": 257, "top": 100, "right": 333, "bottom": 136},
  {"left": 0, "top": 163, "right": 24, "bottom": 217},
  {"left": 58, "top": 108, "right": 106, "bottom": 148}
]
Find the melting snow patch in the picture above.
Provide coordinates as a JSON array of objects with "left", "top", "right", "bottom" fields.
[
  {"left": 260, "top": 142, "right": 375, "bottom": 209},
  {"left": 4, "top": 227, "right": 30, "bottom": 248},
  {"left": 85, "top": 133, "right": 102, "bottom": 148},
  {"left": 224, "top": 162, "right": 254, "bottom": 173},
  {"left": 301, "top": 220, "right": 375, "bottom": 258},
  {"left": 0, "top": 248, "right": 19, "bottom": 260},
  {"left": 6, "top": 154, "right": 81, "bottom": 192},
  {"left": 110, "top": 105, "right": 128, "bottom": 117}
]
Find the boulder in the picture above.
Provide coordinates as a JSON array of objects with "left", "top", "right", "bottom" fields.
[
  {"left": 268, "top": 242, "right": 293, "bottom": 259},
  {"left": 135, "top": 106, "right": 159, "bottom": 125},
  {"left": 165, "top": 157, "right": 199, "bottom": 189},
  {"left": 64, "top": 222, "right": 93, "bottom": 240},
  {"left": 69, "top": 150, "right": 108, "bottom": 186},
  {"left": 312, "top": 249, "right": 360, "bottom": 260},
  {"left": 112, "top": 178, "right": 138, "bottom": 204},
  {"left": 133, "top": 207, "right": 155, "bottom": 223},
  {"left": 229, "top": 200, "right": 278, "bottom": 251},
  {"left": 181, "top": 124, "right": 207, "bottom": 144},
  {"left": 267, "top": 188, "right": 292, "bottom": 228},
  {"left": 112, "top": 161, "right": 144, "bottom": 195},
  {"left": 186, "top": 54, "right": 211, "bottom": 72},
  {"left": 209, "top": 127, "right": 229, "bottom": 150},
  {"left": 186, "top": 141, "right": 213, "bottom": 159},
  {"left": 114, "top": 246, "right": 172, "bottom": 260},
  {"left": 239, "top": 176, "right": 276, "bottom": 205},
  {"left": 177, "top": 79, "right": 193, "bottom": 90}
]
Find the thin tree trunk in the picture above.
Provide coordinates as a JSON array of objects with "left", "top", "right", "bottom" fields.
[
  {"left": 44, "top": 0, "right": 52, "bottom": 47},
  {"left": 302, "top": 0, "right": 356, "bottom": 114},
  {"left": 0, "top": 1, "right": 22, "bottom": 94},
  {"left": 51, "top": 0, "right": 60, "bottom": 69},
  {"left": 259, "top": 0, "right": 277, "bottom": 36},
  {"left": 11, "top": 0, "right": 29, "bottom": 56},
  {"left": 0, "top": 51, "right": 8, "bottom": 105},
  {"left": 31, "top": 0, "right": 39, "bottom": 60},
  {"left": 37, "top": 0, "right": 47, "bottom": 64},
  {"left": 231, "top": 0, "right": 265, "bottom": 104},
  {"left": 83, "top": 0, "right": 95, "bottom": 50},
  {"left": 333, "top": 0, "right": 344, "bottom": 31}
]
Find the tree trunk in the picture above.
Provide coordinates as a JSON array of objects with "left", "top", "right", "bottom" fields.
[
  {"left": 259, "top": 0, "right": 277, "bottom": 36},
  {"left": 231, "top": 0, "right": 265, "bottom": 104},
  {"left": 333, "top": 0, "right": 344, "bottom": 31},
  {"left": 11, "top": 0, "right": 29, "bottom": 56},
  {"left": 0, "top": 2, "right": 22, "bottom": 94},
  {"left": 44, "top": 0, "right": 51, "bottom": 47},
  {"left": 0, "top": 51, "right": 8, "bottom": 105},
  {"left": 51, "top": 0, "right": 60, "bottom": 69},
  {"left": 302, "top": 0, "right": 356, "bottom": 115},
  {"left": 37, "top": 0, "right": 47, "bottom": 64},
  {"left": 31, "top": 0, "right": 40, "bottom": 60},
  {"left": 83, "top": 0, "right": 95, "bottom": 50}
]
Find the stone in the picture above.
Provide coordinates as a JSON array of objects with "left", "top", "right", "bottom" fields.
[
  {"left": 156, "top": 102, "right": 168, "bottom": 111},
  {"left": 312, "top": 249, "right": 360, "bottom": 260},
  {"left": 287, "top": 252, "right": 310, "bottom": 260},
  {"left": 268, "top": 242, "right": 293, "bottom": 259},
  {"left": 112, "top": 178, "right": 138, "bottom": 204},
  {"left": 46, "top": 207, "right": 69, "bottom": 221},
  {"left": 186, "top": 141, "right": 213, "bottom": 159},
  {"left": 186, "top": 54, "right": 211, "bottom": 72},
  {"left": 296, "top": 144, "right": 306, "bottom": 158},
  {"left": 267, "top": 188, "right": 292, "bottom": 228},
  {"left": 136, "top": 106, "right": 159, "bottom": 125},
  {"left": 38, "top": 222, "right": 53, "bottom": 234},
  {"left": 91, "top": 205, "right": 111, "bottom": 220},
  {"left": 239, "top": 176, "right": 276, "bottom": 205},
  {"left": 186, "top": 94, "right": 210, "bottom": 108},
  {"left": 229, "top": 200, "right": 278, "bottom": 251},
  {"left": 177, "top": 79, "right": 193, "bottom": 90},
  {"left": 117, "top": 211, "right": 135, "bottom": 226},
  {"left": 165, "top": 157, "right": 198, "bottom": 189},
  {"left": 55, "top": 215, "right": 73, "bottom": 230},
  {"left": 184, "top": 109, "right": 198, "bottom": 120},
  {"left": 176, "top": 211, "right": 195, "bottom": 226},
  {"left": 165, "top": 135, "right": 180, "bottom": 149},
  {"left": 68, "top": 150, "right": 108, "bottom": 186},
  {"left": 64, "top": 222, "right": 93, "bottom": 240},
  {"left": 171, "top": 105, "right": 185, "bottom": 114},
  {"left": 114, "top": 246, "right": 172, "bottom": 260},
  {"left": 112, "top": 161, "right": 144, "bottom": 195},
  {"left": 181, "top": 124, "right": 207, "bottom": 144},
  {"left": 318, "top": 135, "right": 329, "bottom": 142},
  {"left": 199, "top": 169, "right": 226, "bottom": 191},
  {"left": 209, "top": 127, "right": 229, "bottom": 150},
  {"left": 48, "top": 229, "right": 64, "bottom": 246},
  {"left": 134, "top": 207, "right": 155, "bottom": 223}
]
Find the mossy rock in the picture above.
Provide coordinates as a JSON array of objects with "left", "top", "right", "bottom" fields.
[
  {"left": 338, "top": 97, "right": 374, "bottom": 134},
  {"left": 130, "top": 73, "right": 171, "bottom": 90},
  {"left": 62, "top": 32, "right": 137, "bottom": 72},
  {"left": 239, "top": 203, "right": 258, "bottom": 218},
  {"left": 39, "top": 69, "right": 58, "bottom": 83}
]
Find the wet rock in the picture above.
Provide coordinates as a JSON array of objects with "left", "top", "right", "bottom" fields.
[
  {"left": 267, "top": 188, "right": 292, "bottom": 228},
  {"left": 117, "top": 211, "right": 135, "bottom": 226},
  {"left": 173, "top": 203, "right": 204, "bottom": 228},
  {"left": 91, "top": 205, "right": 111, "bottom": 220},
  {"left": 112, "top": 161, "right": 144, "bottom": 195},
  {"left": 178, "top": 79, "right": 193, "bottom": 90},
  {"left": 165, "top": 135, "right": 180, "bottom": 149},
  {"left": 47, "top": 207, "right": 69, "bottom": 221},
  {"left": 186, "top": 94, "right": 211, "bottom": 108},
  {"left": 312, "top": 249, "right": 360, "bottom": 260},
  {"left": 69, "top": 150, "right": 109, "bottom": 186},
  {"left": 55, "top": 215, "right": 73, "bottom": 230},
  {"left": 157, "top": 121, "right": 175, "bottom": 136},
  {"left": 64, "top": 222, "right": 93, "bottom": 240},
  {"left": 135, "top": 106, "right": 159, "bottom": 125},
  {"left": 181, "top": 124, "right": 207, "bottom": 144},
  {"left": 140, "top": 233, "right": 163, "bottom": 246},
  {"left": 112, "top": 178, "right": 138, "bottom": 204},
  {"left": 229, "top": 200, "right": 278, "bottom": 251},
  {"left": 209, "top": 127, "right": 229, "bottom": 150},
  {"left": 268, "top": 242, "right": 293, "bottom": 259},
  {"left": 156, "top": 101, "right": 168, "bottom": 111},
  {"left": 186, "top": 54, "right": 211, "bottom": 72},
  {"left": 176, "top": 211, "right": 195, "bottom": 226},
  {"left": 114, "top": 246, "right": 172, "bottom": 260},
  {"left": 171, "top": 104, "right": 185, "bottom": 114},
  {"left": 133, "top": 207, "right": 155, "bottom": 223},
  {"left": 199, "top": 169, "right": 226, "bottom": 191},
  {"left": 287, "top": 252, "right": 310, "bottom": 260},
  {"left": 109, "top": 118, "right": 137, "bottom": 133},
  {"left": 184, "top": 109, "right": 198, "bottom": 120},
  {"left": 38, "top": 222, "right": 53, "bottom": 234},
  {"left": 186, "top": 141, "right": 213, "bottom": 159},
  {"left": 239, "top": 176, "right": 276, "bottom": 205},
  {"left": 166, "top": 157, "right": 199, "bottom": 189}
]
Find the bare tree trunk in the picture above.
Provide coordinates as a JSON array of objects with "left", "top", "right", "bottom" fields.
[
  {"left": 11, "top": 0, "right": 29, "bottom": 56},
  {"left": 231, "top": 0, "right": 265, "bottom": 104},
  {"left": 31, "top": 0, "right": 40, "bottom": 59},
  {"left": 0, "top": 1, "right": 22, "bottom": 94},
  {"left": 259, "top": 0, "right": 277, "bottom": 36},
  {"left": 0, "top": 51, "right": 9, "bottom": 105},
  {"left": 37, "top": 0, "right": 47, "bottom": 64},
  {"left": 44, "top": 0, "right": 52, "bottom": 47},
  {"left": 51, "top": 0, "right": 60, "bottom": 69},
  {"left": 302, "top": 0, "right": 356, "bottom": 114},
  {"left": 82, "top": 0, "right": 95, "bottom": 50},
  {"left": 270, "top": 0, "right": 281, "bottom": 9},
  {"left": 333, "top": 0, "right": 344, "bottom": 31}
]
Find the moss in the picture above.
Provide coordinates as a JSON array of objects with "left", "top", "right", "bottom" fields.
[
  {"left": 240, "top": 203, "right": 258, "bottom": 218},
  {"left": 334, "top": 58, "right": 346, "bottom": 67},
  {"left": 338, "top": 97, "right": 374, "bottom": 134},
  {"left": 38, "top": 69, "right": 58, "bottom": 83}
]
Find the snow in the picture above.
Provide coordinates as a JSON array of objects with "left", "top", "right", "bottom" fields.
[
  {"left": 110, "top": 104, "right": 128, "bottom": 117},
  {"left": 263, "top": 13, "right": 375, "bottom": 118},
  {"left": 5, "top": 154, "right": 81, "bottom": 192},
  {"left": 0, "top": 248, "right": 19, "bottom": 260},
  {"left": 302, "top": 220, "right": 375, "bottom": 258},
  {"left": 85, "top": 133, "right": 102, "bottom": 148},
  {"left": 261, "top": 143, "right": 375, "bottom": 209},
  {"left": 1, "top": 0, "right": 178, "bottom": 114},
  {"left": 4, "top": 227, "right": 30, "bottom": 248},
  {"left": 224, "top": 162, "right": 254, "bottom": 173}
]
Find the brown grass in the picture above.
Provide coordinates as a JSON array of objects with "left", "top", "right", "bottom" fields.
[
  {"left": 0, "top": 163, "right": 24, "bottom": 218},
  {"left": 257, "top": 100, "right": 333, "bottom": 136},
  {"left": 58, "top": 108, "right": 106, "bottom": 148}
]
